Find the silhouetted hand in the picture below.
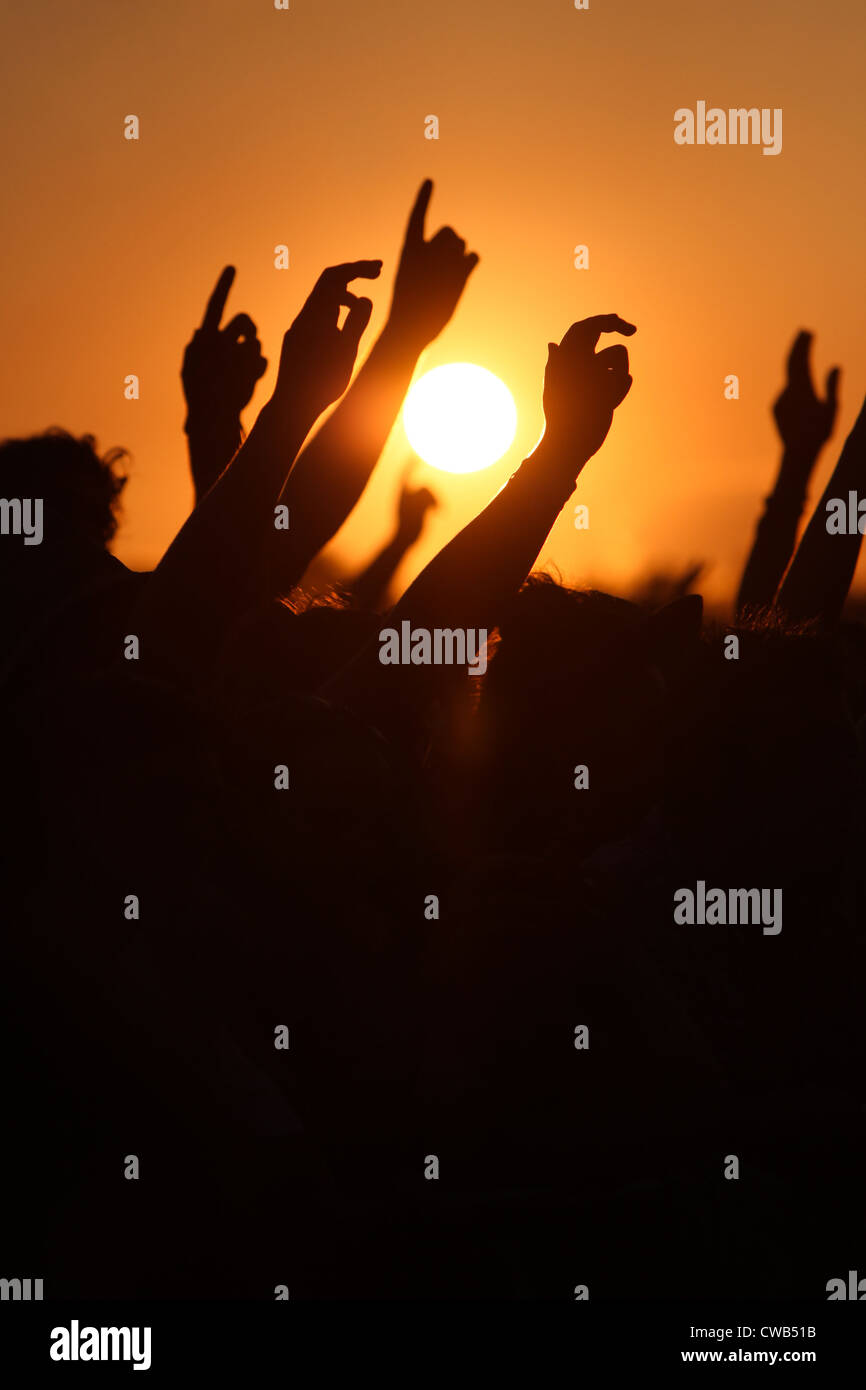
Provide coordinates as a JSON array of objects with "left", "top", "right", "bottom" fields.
[
  {"left": 541, "top": 313, "right": 636, "bottom": 466},
  {"left": 778, "top": 388, "right": 866, "bottom": 626},
  {"left": 182, "top": 266, "right": 268, "bottom": 426},
  {"left": 271, "top": 261, "right": 381, "bottom": 426},
  {"left": 773, "top": 331, "right": 840, "bottom": 458},
  {"left": 348, "top": 474, "right": 438, "bottom": 611},
  {"left": 396, "top": 481, "right": 437, "bottom": 544},
  {"left": 388, "top": 180, "right": 479, "bottom": 348}
]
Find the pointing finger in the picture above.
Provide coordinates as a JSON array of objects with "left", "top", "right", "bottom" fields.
[
  {"left": 786, "top": 330, "right": 812, "bottom": 382},
  {"left": 201, "top": 265, "right": 236, "bottom": 331},
  {"left": 825, "top": 366, "right": 841, "bottom": 411},
  {"left": 406, "top": 179, "right": 434, "bottom": 246}
]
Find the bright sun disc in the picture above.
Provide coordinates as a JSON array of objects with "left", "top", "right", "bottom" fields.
[{"left": 403, "top": 363, "right": 517, "bottom": 474}]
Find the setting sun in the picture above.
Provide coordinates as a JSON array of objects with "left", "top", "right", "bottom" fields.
[{"left": 403, "top": 363, "right": 518, "bottom": 474}]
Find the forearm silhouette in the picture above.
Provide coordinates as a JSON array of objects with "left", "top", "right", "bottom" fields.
[
  {"left": 181, "top": 265, "right": 268, "bottom": 503},
  {"left": 264, "top": 181, "right": 478, "bottom": 596},
  {"left": 777, "top": 391, "right": 866, "bottom": 626},
  {"left": 349, "top": 475, "right": 437, "bottom": 612},
  {"left": 324, "top": 312, "right": 636, "bottom": 727},
  {"left": 136, "top": 261, "right": 380, "bottom": 684},
  {"left": 390, "top": 313, "right": 636, "bottom": 635},
  {"left": 736, "top": 331, "right": 839, "bottom": 618}
]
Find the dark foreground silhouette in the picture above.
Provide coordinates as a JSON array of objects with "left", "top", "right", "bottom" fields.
[{"left": 1, "top": 185, "right": 864, "bottom": 1298}]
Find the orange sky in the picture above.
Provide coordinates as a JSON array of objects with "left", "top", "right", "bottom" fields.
[{"left": 1, "top": 0, "right": 864, "bottom": 608}]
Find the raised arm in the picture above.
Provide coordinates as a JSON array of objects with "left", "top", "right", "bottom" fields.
[
  {"left": 349, "top": 475, "right": 437, "bottom": 612},
  {"left": 388, "top": 314, "right": 636, "bottom": 634},
  {"left": 264, "top": 180, "right": 478, "bottom": 596},
  {"left": 776, "top": 390, "right": 866, "bottom": 626},
  {"left": 181, "top": 266, "right": 268, "bottom": 503},
  {"left": 324, "top": 313, "right": 636, "bottom": 722},
  {"left": 736, "top": 331, "right": 839, "bottom": 618},
  {"left": 135, "top": 261, "right": 381, "bottom": 684}
]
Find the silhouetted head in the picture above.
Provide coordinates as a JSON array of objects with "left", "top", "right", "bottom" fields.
[
  {"left": 0, "top": 428, "right": 127, "bottom": 556},
  {"left": 0, "top": 429, "right": 132, "bottom": 675}
]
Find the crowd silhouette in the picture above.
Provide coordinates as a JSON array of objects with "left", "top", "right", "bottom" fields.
[{"left": 1, "top": 180, "right": 864, "bottom": 1300}]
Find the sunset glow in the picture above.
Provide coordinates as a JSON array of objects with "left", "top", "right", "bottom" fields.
[{"left": 403, "top": 363, "right": 517, "bottom": 474}]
